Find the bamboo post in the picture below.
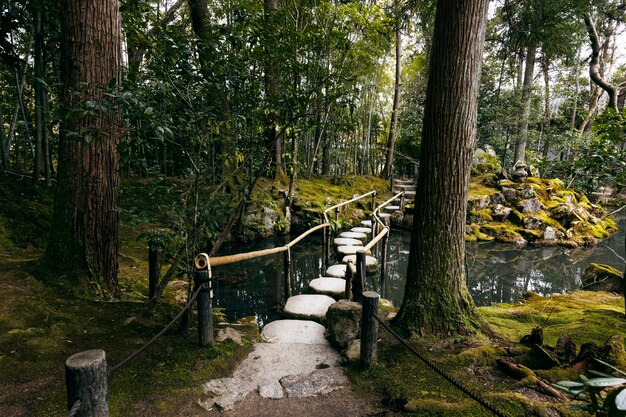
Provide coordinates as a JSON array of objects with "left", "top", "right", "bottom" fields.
[
  {"left": 324, "top": 227, "right": 331, "bottom": 270},
  {"left": 148, "top": 241, "right": 159, "bottom": 299},
  {"left": 334, "top": 207, "right": 339, "bottom": 231},
  {"left": 370, "top": 213, "right": 377, "bottom": 239},
  {"left": 194, "top": 268, "right": 213, "bottom": 346},
  {"left": 283, "top": 248, "right": 292, "bottom": 302},
  {"left": 360, "top": 291, "right": 379, "bottom": 368},
  {"left": 380, "top": 233, "right": 389, "bottom": 299},
  {"left": 65, "top": 349, "right": 109, "bottom": 417},
  {"left": 353, "top": 250, "right": 367, "bottom": 302},
  {"left": 371, "top": 192, "right": 376, "bottom": 212}
]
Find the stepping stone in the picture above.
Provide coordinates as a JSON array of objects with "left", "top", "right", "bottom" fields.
[
  {"left": 309, "top": 277, "right": 346, "bottom": 299},
  {"left": 341, "top": 255, "right": 379, "bottom": 269},
  {"left": 383, "top": 205, "right": 400, "bottom": 212},
  {"left": 261, "top": 319, "right": 329, "bottom": 345},
  {"left": 350, "top": 227, "right": 371, "bottom": 234},
  {"left": 336, "top": 245, "right": 369, "bottom": 256},
  {"left": 378, "top": 212, "right": 391, "bottom": 219},
  {"left": 283, "top": 294, "right": 336, "bottom": 323},
  {"left": 281, "top": 367, "right": 348, "bottom": 398},
  {"left": 360, "top": 220, "right": 372, "bottom": 227},
  {"left": 325, "top": 264, "right": 347, "bottom": 278},
  {"left": 396, "top": 184, "right": 416, "bottom": 190},
  {"left": 339, "top": 231, "right": 367, "bottom": 239},
  {"left": 333, "top": 237, "right": 362, "bottom": 246}
]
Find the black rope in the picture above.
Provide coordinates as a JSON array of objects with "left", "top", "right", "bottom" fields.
[
  {"left": 372, "top": 313, "right": 511, "bottom": 417},
  {"left": 108, "top": 285, "right": 203, "bottom": 376},
  {"left": 67, "top": 399, "right": 81, "bottom": 417}
]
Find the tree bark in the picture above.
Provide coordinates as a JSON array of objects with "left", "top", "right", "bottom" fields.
[
  {"left": 394, "top": 0, "right": 490, "bottom": 337},
  {"left": 540, "top": 57, "right": 552, "bottom": 160},
  {"left": 32, "top": 0, "right": 45, "bottom": 184},
  {"left": 381, "top": 0, "right": 402, "bottom": 180},
  {"left": 513, "top": 43, "right": 536, "bottom": 164},
  {"left": 584, "top": 14, "right": 620, "bottom": 112},
  {"left": 43, "top": 0, "right": 122, "bottom": 294}
]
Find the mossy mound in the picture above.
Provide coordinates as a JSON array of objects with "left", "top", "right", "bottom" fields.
[
  {"left": 582, "top": 263, "right": 623, "bottom": 292},
  {"left": 466, "top": 175, "right": 617, "bottom": 247}
]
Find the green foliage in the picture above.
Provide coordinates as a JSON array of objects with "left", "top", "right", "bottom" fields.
[{"left": 552, "top": 359, "right": 626, "bottom": 416}]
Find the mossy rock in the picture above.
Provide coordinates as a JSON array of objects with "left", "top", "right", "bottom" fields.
[
  {"left": 582, "top": 263, "right": 623, "bottom": 292},
  {"left": 467, "top": 209, "right": 493, "bottom": 224},
  {"left": 479, "top": 223, "right": 526, "bottom": 245}
]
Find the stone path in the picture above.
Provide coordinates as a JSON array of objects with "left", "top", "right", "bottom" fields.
[{"left": 197, "top": 196, "right": 411, "bottom": 413}]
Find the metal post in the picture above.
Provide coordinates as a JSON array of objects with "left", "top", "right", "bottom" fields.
[
  {"left": 65, "top": 349, "right": 109, "bottom": 417},
  {"left": 148, "top": 241, "right": 159, "bottom": 299},
  {"left": 380, "top": 232, "right": 389, "bottom": 299},
  {"left": 283, "top": 248, "right": 292, "bottom": 302},
  {"left": 353, "top": 250, "right": 367, "bottom": 302},
  {"left": 360, "top": 291, "right": 379, "bottom": 368},
  {"left": 194, "top": 268, "right": 213, "bottom": 346}
]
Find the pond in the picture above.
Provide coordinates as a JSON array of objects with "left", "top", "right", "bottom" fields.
[{"left": 211, "top": 219, "right": 626, "bottom": 326}]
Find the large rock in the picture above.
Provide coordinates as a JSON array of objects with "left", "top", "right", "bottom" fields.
[
  {"left": 501, "top": 187, "right": 519, "bottom": 203},
  {"left": 582, "top": 263, "right": 623, "bottom": 292},
  {"left": 491, "top": 204, "right": 512, "bottom": 221},
  {"left": 511, "top": 161, "right": 528, "bottom": 183},
  {"left": 326, "top": 300, "right": 362, "bottom": 349},
  {"left": 518, "top": 198, "right": 544, "bottom": 213},
  {"left": 283, "top": 294, "right": 336, "bottom": 323},
  {"left": 344, "top": 339, "right": 360, "bottom": 363},
  {"left": 280, "top": 367, "right": 348, "bottom": 398},
  {"left": 309, "top": 277, "right": 347, "bottom": 299},
  {"left": 261, "top": 319, "right": 329, "bottom": 345}
]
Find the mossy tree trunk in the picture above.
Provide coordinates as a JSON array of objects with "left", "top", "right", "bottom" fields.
[
  {"left": 43, "top": 0, "right": 122, "bottom": 295},
  {"left": 395, "top": 0, "right": 490, "bottom": 337}
]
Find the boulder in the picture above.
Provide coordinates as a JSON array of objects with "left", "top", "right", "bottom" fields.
[
  {"left": 501, "top": 187, "right": 519, "bottom": 203},
  {"left": 491, "top": 204, "right": 512, "bottom": 221},
  {"left": 554, "top": 335, "right": 576, "bottom": 364},
  {"left": 468, "top": 195, "right": 490, "bottom": 211},
  {"left": 581, "top": 263, "right": 623, "bottom": 292},
  {"left": 490, "top": 192, "right": 507, "bottom": 205},
  {"left": 521, "top": 185, "right": 536, "bottom": 199},
  {"left": 344, "top": 339, "right": 360, "bottom": 363},
  {"left": 216, "top": 327, "right": 244, "bottom": 346},
  {"left": 280, "top": 367, "right": 348, "bottom": 398},
  {"left": 543, "top": 226, "right": 557, "bottom": 241},
  {"left": 325, "top": 300, "right": 362, "bottom": 349},
  {"left": 518, "top": 198, "right": 544, "bottom": 213},
  {"left": 511, "top": 161, "right": 528, "bottom": 183},
  {"left": 523, "top": 216, "right": 549, "bottom": 230}
]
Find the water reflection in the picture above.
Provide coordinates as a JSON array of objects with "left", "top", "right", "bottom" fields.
[{"left": 213, "top": 220, "right": 625, "bottom": 323}]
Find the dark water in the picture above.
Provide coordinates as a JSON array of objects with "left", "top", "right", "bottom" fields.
[{"left": 212, "top": 220, "right": 626, "bottom": 325}]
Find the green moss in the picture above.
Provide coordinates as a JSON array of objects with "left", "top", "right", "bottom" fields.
[
  {"left": 468, "top": 181, "right": 499, "bottom": 198},
  {"left": 479, "top": 223, "right": 525, "bottom": 244},
  {"left": 457, "top": 345, "right": 506, "bottom": 366}
]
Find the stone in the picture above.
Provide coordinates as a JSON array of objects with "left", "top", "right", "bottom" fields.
[
  {"left": 521, "top": 185, "right": 536, "bottom": 199},
  {"left": 518, "top": 198, "right": 543, "bottom": 213},
  {"left": 383, "top": 205, "right": 400, "bottom": 212},
  {"left": 283, "top": 294, "right": 336, "bottom": 323},
  {"left": 511, "top": 161, "right": 528, "bottom": 183},
  {"left": 491, "top": 204, "right": 512, "bottom": 221},
  {"left": 325, "top": 264, "right": 347, "bottom": 278},
  {"left": 501, "top": 187, "right": 518, "bottom": 203},
  {"left": 581, "top": 263, "right": 623, "bottom": 292},
  {"left": 360, "top": 220, "right": 372, "bottom": 227},
  {"left": 529, "top": 165, "right": 540, "bottom": 177},
  {"left": 350, "top": 227, "right": 371, "bottom": 234},
  {"left": 338, "top": 231, "right": 367, "bottom": 240},
  {"left": 468, "top": 195, "right": 490, "bottom": 211},
  {"left": 261, "top": 319, "right": 329, "bottom": 345},
  {"left": 524, "top": 216, "right": 549, "bottom": 230},
  {"left": 216, "top": 327, "right": 244, "bottom": 346},
  {"left": 490, "top": 192, "right": 507, "bottom": 205},
  {"left": 336, "top": 245, "right": 368, "bottom": 256},
  {"left": 344, "top": 339, "right": 360, "bottom": 363},
  {"left": 341, "top": 255, "right": 379, "bottom": 270},
  {"left": 543, "top": 226, "right": 557, "bottom": 240},
  {"left": 390, "top": 211, "right": 404, "bottom": 228},
  {"left": 554, "top": 335, "right": 576, "bottom": 364},
  {"left": 309, "top": 278, "right": 347, "bottom": 299},
  {"left": 281, "top": 367, "right": 348, "bottom": 398},
  {"left": 333, "top": 237, "right": 362, "bottom": 246},
  {"left": 259, "top": 382, "right": 284, "bottom": 399},
  {"left": 326, "top": 300, "right": 362, "bottom": 349}
]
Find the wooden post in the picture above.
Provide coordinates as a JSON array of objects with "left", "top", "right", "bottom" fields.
[
  {"left": 370, "top": 213, "right": 377, "bottom": 238},
  {"left": 283, "top": 248, "right": 292, "bottom": 302},
  {"left": 360, "top": 291, "right": 379, "bottom": 368},
  {"left": 380, "top": 232, "right": 389, "bottom": 299},
  {"left": 344, "top": 260, "right": 354, "bottom": 300},
  {"left": 324, "top": 227, "right": 331, "bottom": 270},
  {"left": 334, "top": 207, "right": 339, "bottom": 231},
  {"left": 371, "top": 192, "right": 376, "bottom": 212},
  {"left": 400, "top": 191, "right": 406, "bottom": 211},
  {"left": 148, "top": 241, "right": 159, "bottom": 299},
  {"left": 194, "top": 269, "right": 213, "bottom": 346},
  {"left": 65, "top": 349, "right": 109, "bottom": 417},
  {"left": 353, "top": 250, "right": 367, "bottom": 302}
]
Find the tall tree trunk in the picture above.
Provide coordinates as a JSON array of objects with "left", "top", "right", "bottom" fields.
[
  {"left": 263, "top": 0, "right": 283, "bottom": 179},
  {"left": 381, "top": 0, "right": 402, "bottom": 180},
  {"left": 43, "top": 0, "right": 122, "bottom": 295},
  {"left": 32, "top": 0, "right": 45, "bottom": 184},
  {"left": 513, "top": 43, "right": 536, "bottom": 164},
  {"left": 540, "top": 57, "right": 552, "bottom": 160},
  {"left": 394, "top": 0, "right": 490, "bottom": 337},
  {"left": 0, "top": 104, "right": 7, "bottom": 170}
]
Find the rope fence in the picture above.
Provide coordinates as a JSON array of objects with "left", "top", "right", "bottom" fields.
[
  {"left": 371, "top": 312, "right": 511, "bottom": 417},
  {"left": 67, "top": 399, "right": 81, "bottom": 417}
]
